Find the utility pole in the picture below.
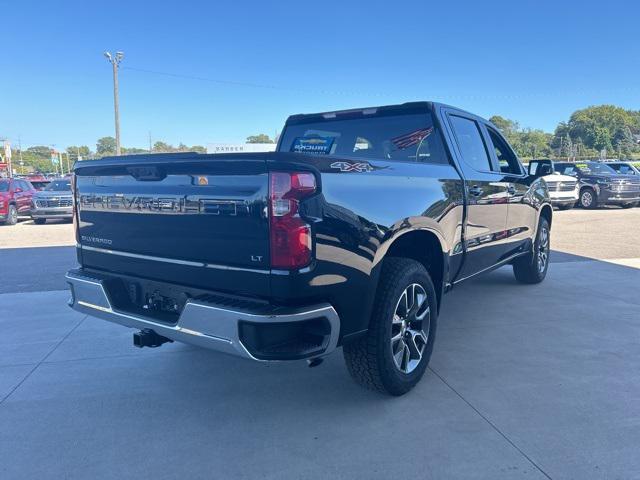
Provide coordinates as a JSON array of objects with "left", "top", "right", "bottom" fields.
[
  {"left": 148, "top": 131, "right": 153, "bottom": 152},
  {"left": 104, "top": 51, "right": 124, "bottom": 155},
  {"left": 18, "top": 137, "right": 24, "bottom": 174}
]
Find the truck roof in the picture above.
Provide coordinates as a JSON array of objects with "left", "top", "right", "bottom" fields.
[{"left": 285, "top": 101, "right": 479, "bottom": 125}]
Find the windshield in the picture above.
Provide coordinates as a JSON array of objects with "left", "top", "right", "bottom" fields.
[
  {"left": 574, "top": 162, "right": 617, "bottom": 175},
  {"left": 0, "top": 181, "right": 9, "bottom": 192},
  {"left": 44, "top": 180, "right": 72, "bottom": 191},
  {"left": 279, "top": 113, "right": 448, "bottom": 164}
]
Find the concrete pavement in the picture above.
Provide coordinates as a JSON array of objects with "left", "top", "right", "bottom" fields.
[
  {"left": 1, "top": 256, "right": 639, "bottom": 479},
  {"left": 1, "top": 209, "right": 639, "bottom": 479}
]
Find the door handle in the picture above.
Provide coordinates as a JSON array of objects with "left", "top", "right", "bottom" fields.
[
  {"left": 506, "top": 185, "right": 516, "bottom": 195},
  {"left": 469, "top": 185, "right": 483, "bottom": 197}
]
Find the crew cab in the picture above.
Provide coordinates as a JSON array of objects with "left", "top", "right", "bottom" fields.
[
  {"left": 66, "top": 102, "right": 553, "bottom": 395},
  {"left": 0, "top": 178, "right": 37, "bottom": 225},
  {"left": 528, "top": 159, "right": 579, "bottom": 209},
  {"left": 554, "top": 161, "right": 640, "bottom": 208}
]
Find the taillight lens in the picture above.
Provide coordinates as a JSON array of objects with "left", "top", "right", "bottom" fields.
[
  {"left": 71, "top": 174, "right": 80, "bottom": 242},
  {"left": 269, "top": 172, "right": 316, "bottom": 269}
]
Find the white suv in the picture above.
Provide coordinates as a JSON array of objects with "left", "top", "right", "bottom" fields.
[{"left": 528, "top": 160, "right": 579, "bottom": 210}]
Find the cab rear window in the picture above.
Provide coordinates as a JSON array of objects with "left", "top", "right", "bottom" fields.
[{"left": 279, "top": 113, "right": 449, "bottom": 164}]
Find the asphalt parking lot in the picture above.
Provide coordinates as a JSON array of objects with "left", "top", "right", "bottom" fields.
[{"left": 1, "top": 209, "right": 639, "bottom": 479}]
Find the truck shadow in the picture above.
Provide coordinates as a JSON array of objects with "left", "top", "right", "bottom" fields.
[{"left": 153, "top": 248, "right": 639, "bottom": 410}]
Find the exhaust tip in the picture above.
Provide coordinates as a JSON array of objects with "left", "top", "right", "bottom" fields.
[{"left": 307, "top": 357, "right": 324, "bottom": 368}]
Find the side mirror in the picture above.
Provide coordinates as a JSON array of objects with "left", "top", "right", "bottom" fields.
[{"left": 14, "top": 187, "right": 23, "bottom": 193}]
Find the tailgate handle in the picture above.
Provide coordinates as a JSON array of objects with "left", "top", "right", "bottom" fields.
[{"left": 127, "top": 166, "right": 166, "bottom": 181}]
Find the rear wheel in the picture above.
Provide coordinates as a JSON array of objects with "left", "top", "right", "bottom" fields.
[
  {"left": 33, "top": 218, "right": 46, "bottom": 225},
  {"left": 343, "top": 258, "right": 437, "bottom": 396},
  {"left": 621, "top": 203, "right": 634, "bottom": 209},
  {"left": 513, "top": 216, "right": 550, "bottom": 284},
  {"left": 579, "top": 188, "right": 597, "bottom": 209}
]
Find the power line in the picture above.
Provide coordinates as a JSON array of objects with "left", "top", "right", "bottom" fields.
[
  {"left": 121, "top": 65, "right": 640, "bottom": 101},
  {"left": 121, "top": 65, "right": 378, "bottom": 97}
]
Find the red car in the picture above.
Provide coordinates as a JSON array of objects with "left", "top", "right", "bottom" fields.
[{"left": 0, "top": 178, "right": 37, "bottom": 225}]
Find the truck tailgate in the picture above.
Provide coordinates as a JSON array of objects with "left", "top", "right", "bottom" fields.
[{"left": 74, "top": 153, "right": 270, "bottom": 297}]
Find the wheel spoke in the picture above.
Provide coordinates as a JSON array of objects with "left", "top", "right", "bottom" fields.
[
  {"left": 407, "top": 285, "right": 415, "bottom": 312},
  {"left": 391, "top": 331, "right": 403, "bottom": 345},
  {"left": 396, "top": 290, "right": 409, "bottom": 318},
  {"left": 393, "top": 340, "right": 406, "bottom": 369},
  {"left": 406, "top": 330, "right": 426, "bottom": 361},
  {"left": 416, "top": 304, "right": 430, "bottom": 321},
  {"left": 401, "top": 344, "right": 410, "bottom": 371}
]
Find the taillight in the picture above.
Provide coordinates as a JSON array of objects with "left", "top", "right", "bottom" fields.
[
  {"left": 269, "top": 171, "right": 316, "bottom": 269},
  {"left": 71, "top": 174, "right": 80, "bottom": 243}
]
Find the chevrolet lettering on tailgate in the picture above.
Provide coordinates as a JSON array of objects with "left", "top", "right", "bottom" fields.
[{"left": 79, "top": 194, "right": 249, "bottom": 216}]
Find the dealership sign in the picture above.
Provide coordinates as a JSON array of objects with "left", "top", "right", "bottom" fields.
[{"left": 207, "top": 143, "right": 276, "bottom": 154}]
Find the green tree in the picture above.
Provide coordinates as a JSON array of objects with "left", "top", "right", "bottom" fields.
[
  {"left": 489, "top": 115, "right": 519, "bottom": 136},
  {"left": 490, "top": 115, "right": 553, "bottom": 159},
  {"left": 564, "top": 105, "right": 639, "bottom": 158},
  {"left": 96, "top": 137, "right": 116, "bottom": 156},
  {"left": 246, "top": 134, "right": 274, "bottom": 144},
  {"left": 66, "top": 146, "right": 92, "bottom": 160},
  {"left": 12, "top": 146, "right": 54, "bottom": 172},
  {"left": 122, "top": 147, "right": 148, "bottom": 154},
  {"left": 26, "top": 146, "right": 52, "bottom": 157},
  {"left": 152, "top": 141, "right": 174, "bottom": 152},
  {"left": 519, "top": 129, "right": 554, "bottom": 159}
]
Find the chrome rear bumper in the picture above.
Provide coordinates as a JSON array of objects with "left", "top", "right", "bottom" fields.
[{"left": 65, "top": 270, "right": 340, "bottom": 361}]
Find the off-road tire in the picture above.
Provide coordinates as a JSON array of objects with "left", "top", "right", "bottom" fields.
[
  {"left": 343, "top": 257, "right": 438, "bottom": 396},
  {"left": 513, "top": 216, "right": 550, "bottom": 284}
]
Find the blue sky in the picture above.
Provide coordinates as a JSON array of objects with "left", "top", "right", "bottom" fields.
[{"left": 3, "top": 0, "right": 639, "bottom": 150}]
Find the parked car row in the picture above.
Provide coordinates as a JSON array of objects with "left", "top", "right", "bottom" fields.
[
  {"left": 0, "top": 177, "right": 73, "bottom": 225},
  {"left": 528, "top": 159, "right": 640, "bottom": 209}
]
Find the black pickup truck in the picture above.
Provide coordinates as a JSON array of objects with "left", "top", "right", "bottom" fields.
[{"left": 66, "top": 102, "right": 552, "bottom": 395}]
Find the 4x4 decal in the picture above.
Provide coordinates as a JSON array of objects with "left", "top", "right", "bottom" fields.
[{"left": 330, "top": 161, "right": 375, "bottom": 173}]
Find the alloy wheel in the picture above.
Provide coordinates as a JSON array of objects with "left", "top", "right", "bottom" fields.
[
  {"left": 390, "top": 283, "right": 430, "bottom": 374},
  {"left": 537, "top": 225, "right": 549, "bottom": 273},
  {"left": 581, "top": 191, "right": 593, "bottom": 208}
]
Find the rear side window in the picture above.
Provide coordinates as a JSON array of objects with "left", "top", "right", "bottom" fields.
[
  {"left": 612, "top": 164, "right": 634, "bottom": 175},
  {"left": 449, "top": 116, "right": 492, "bottom": 172},
  {"left": 486, "top": 128, "right": 522, "bottom": 175},
  {"left": 279, "top": 113, "right": 449, "bottom": 164}
]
